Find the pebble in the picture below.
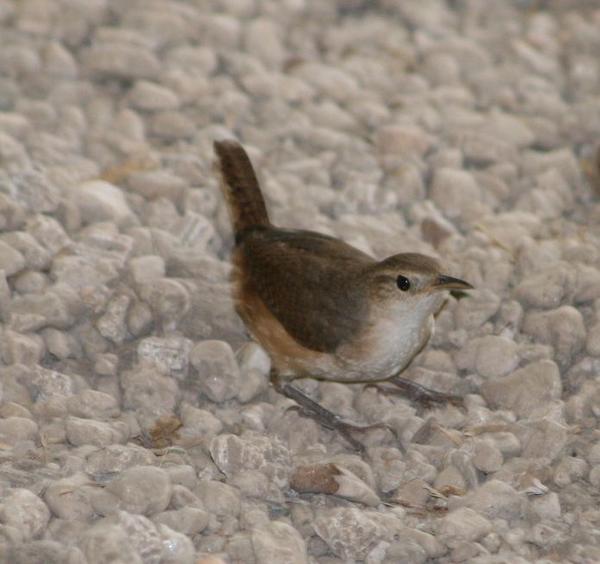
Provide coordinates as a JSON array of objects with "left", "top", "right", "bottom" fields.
[
  {"left": 105, "top": 466, "right": 172, "bottom": 516},
  {"left": 128, "top": 80, "right": 180, "bottom": 111},
  {"left": 455, "top": 335, "right": 519, "bottom": 379},
  {"left": 137, "top": 336, "right": 192, "bottom": 380},
  {"left": 44, "top": 472, "right": 95, "bottom": 521},
  {"left": 120, "top": 363, "right": 178, "bottom": 419},
  {"left": 450, "top": 479, "right": 526, "bottom": 520},
  {"left": 66, "top": 416, "right": 124, "bottom": 447},
  {"left": 153, "top": 506, "right": 209, "bottom": 536},
  {"left": 522, "top": 306, "right": 586, "bottom": 367},
  {"left": 251, "top": 521, "right": 308, "bottom": 564},
  {"left": 66, "top": 389, "right": 119, "bottom": 420},
  {"left": 439, "top": 507, "right": 492, "bottom": 542},
  {"left": 0, "top": 489, "right": 50, "bottom": 541},
  {"left": 290, "top": 463, "right": 380, "bottom": 506},
  {"left": 195, "top": 480, "right": 241, "bottom": 518},
  {"left": 73, "top": 180, "right": 135, "bottom": 227},
  {"left": 190, "top": 340, "right": 241, "bottom": 403},
  {"left": 82, "top": 43, "right": 160, "bottom": 80},
  {"left": 480, "top": 359, "right": 562, "bottom": 418}
]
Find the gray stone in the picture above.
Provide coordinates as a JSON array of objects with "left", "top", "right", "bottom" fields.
[
  {"left": 210, "top": 432, "right": 291, "bottom": 497},
  {"left": 251, "top": 521, "right": 308, "bottom": 564},
  {"left": 0, "top": 416, "right": 38, "bottom": 446},
  {"left": 80, "top": 521, "right": 143, "bottom": 564},
  {"left": 106, "top": 466, "right": 172, "bottom": 516},
  {"left": 121, "top": 363, "right": 178, "bottom": 419},
  {"left": 74, "top": 180, "right": 135, "bottom": 227},
  {"left": 128, "top": 81, "right": 180, "bottom": 111},
  {"left": 66, "top": 389, "right": 119, "bottom": 420},
  {"left": 0, "top": 489, "right": 50, "bottom": 541},
  {"left": 152, "top": 506, "right": 209, "bottom": 536},
  {"left": 190, "top": 340, "right": 241, "bottom": 403},
  {"left": 129, "top": 255, "right": 166, "bottom": 285},
  {"left": 96, "top": 294, "right": 131, "bottom": 344},
  {"left": 82, "top": 43, "right": 160, "bottom": 80},
  {"left": 0, "top": 240, "right": 25, "bottom": 276},
  {"left": 450, "top": 479, "right": 526, "bottom": 520},
  {"left": 522, "top": 306, "right": 586, "bottom": 367},
  {"left": 472, "top": 439, "right": 504, "bottom": 473},
  {"left": 195, "top": 480, "right": 241, "bottom": 517},
  {"left": 0, "top": 231, "right": 51, "bottom": 270},
  {"left": 86, "top": 444, "right": 156, "bottom": 476},
  {"left": 455, "top": 335, "right": 519, "bottom": 379},
  {"left": 66, "top": 417, "right": 124, "bottom": 447},
  {"left": 480, "top": 360, "right": 562, "bottom": 417},
  {"left": 137, "top": 336, "right": 192, "bottom": 380},
  {"left": 439, "top": 507, "right": 492, "bottom": 542},
  {"left": 129, "top": 170, "right": 186, "bottom": 203},
  {"left": 44, "top": 472, "right": 95, "bottom": 521}
]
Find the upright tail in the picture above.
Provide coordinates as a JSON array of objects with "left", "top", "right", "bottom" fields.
[{"left": 214, "top": 140, "right": 271, "bottom": 241}]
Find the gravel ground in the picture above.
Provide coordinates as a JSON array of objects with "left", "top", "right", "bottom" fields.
[{"left": 0, "top": 0, "right": 600, "bottom": 562}]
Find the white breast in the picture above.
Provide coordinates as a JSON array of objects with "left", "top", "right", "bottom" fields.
[{"left": 333, "top": 293, "right": 443, "bottom": 382}]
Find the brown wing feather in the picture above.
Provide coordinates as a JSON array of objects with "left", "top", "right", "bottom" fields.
[{"left": 236, "top": 228, "right": 374, "bottom": 353}]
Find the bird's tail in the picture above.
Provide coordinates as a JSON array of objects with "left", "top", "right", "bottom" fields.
[{"left": 214, "top": 140, "right": 271, "bottom": 241}]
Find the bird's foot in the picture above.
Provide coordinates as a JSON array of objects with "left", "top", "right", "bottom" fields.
[
  {"left": 383, "top": 375, "right": 464, "bottom": 408},
  {"left": 271, "top": 372, "right": 393, "bottom": 452}
]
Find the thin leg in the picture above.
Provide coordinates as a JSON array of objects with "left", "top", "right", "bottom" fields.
[
  {"left": 270, "top": 371, "right": 392, "bottom": 452},
  {"left": 385, "top": 375, "right": 463, "bottom": 407}
]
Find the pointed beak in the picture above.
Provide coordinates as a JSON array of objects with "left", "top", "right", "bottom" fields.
[{"left": 432, "top": 274, "right": 473, "bottom": 291}]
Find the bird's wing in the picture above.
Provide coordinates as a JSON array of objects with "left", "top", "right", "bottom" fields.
[{"left": 238, "top": 228, "right": 373, "bottom": 353}]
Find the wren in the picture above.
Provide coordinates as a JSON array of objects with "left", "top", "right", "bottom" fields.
[{"left": 214, "top": 140, "right": 472, "bottom": 450}]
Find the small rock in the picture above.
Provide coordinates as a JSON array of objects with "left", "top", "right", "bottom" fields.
[
  {"left": 430, "top": 168, "right": 482, "bottom": 221},
  {"left": 0, "top": 240, "right": 25, "bottom": 276},
  {"left": 195, "top": 480, "right": 241, "bottom": 517},
  {"left": 106, "top": 466, "right": 172, "bottom": 516},
  {"left": 80, "top": 521, "right": 143, "bottom": 564},
  {"left": 66, "top": 417, "right": 124, "bottom": 447},
  {"left": 128, "top": 171, "right": 186, "bottom": 202},
  {"left": 96, "top": 294, "right": 131, "bottom": 344},
  {"left": 210, "top": 432, "right": 291, "bottom": 490},
  {"left": 44, "top": 472, "right": 95, "bottom": 521},
  {"left": 455, "top": 335, "right": 519, "bottom": 379},
  {"left": 439, "top": 507, "right": 492, "bottom": 542},
  {"left": 251, "top": 521, "right": 308, "bottom": 564},
  {"left": 449, "top": 479, "right": 525, "bottom": 520},
  {"left": 0, "top": 231, "right": 51, "bottom": 270},
  {"left": 0, "top": 489, "right": 50, "bottom": 541},
  {"left": 313, "top": 507, "right": 391, "bottom": 561},
  {"left": 150, "top": 111, "right": 194, "bottom": 140},
  {"left": 137, "top": 336, "right": 192, "bottom": 380},
  {"left": 0, "top": 416, "right": 38, "bottom": 446},
  {"left": 290, "top": 463, "right": 380, "bottom": 506},
  {"left": 86, "top": 444, "right": 156, "bottom": 476},
  {"left": 74, "top": 180, "right": 135, "bottom": 227},
  {"left": 480, "top": 360, "right": 561, "bottom": 417},
  {"left": 529, "top": 494, "right": 562, "bottom": 526},
  {"left": 121, "top": 363, "right": 178, "bottom": 419},
  {"left": 472, "top": 439, "right": 504, "bottom": 473},
  {"left": 153, "top": 506, "right": 209, "bottom": 536},
  {"left": 129, "top": 255, "right": 166, "bottom": 285},
  {"left": 522, "top": 306, "right": 586, "bottom": 367},
  {"left": 128, "top": 81, "right": 180, "bottom": 111},
  {"left": 376, "top": 124, "right": 433, "bottom": 158},
  {"left": 82, "top": 43, "right": 160, "bottom": 80},
  {"left": 26, "top": 214, "right": 70, "bottom": 254},
  {"left": 66, "top": 389, "right": 119, "bottom": 420},
  {"left": 190, "top": 340, "right": 241, "bottom": 403}
]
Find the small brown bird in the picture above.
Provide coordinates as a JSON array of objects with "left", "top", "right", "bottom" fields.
[{"left": 214, "top": 140, "right": 472, "bottom": 449}]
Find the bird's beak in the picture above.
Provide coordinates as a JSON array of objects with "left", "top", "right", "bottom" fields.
[{"left": 432, "top": 274, "right": 473, "bottom": 291}]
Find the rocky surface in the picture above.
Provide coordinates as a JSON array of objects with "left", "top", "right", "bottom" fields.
[{"left": 0, "top": 0, "right": 600, "bottom": 562}]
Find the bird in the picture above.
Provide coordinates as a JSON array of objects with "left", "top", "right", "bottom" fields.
[{"left": 214, "top": 139, "right": 472, "bottom": 450}]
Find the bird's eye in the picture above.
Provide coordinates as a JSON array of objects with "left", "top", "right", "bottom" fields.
[{"left": 396, "top": 275, "right": 411, "bottom": 291}]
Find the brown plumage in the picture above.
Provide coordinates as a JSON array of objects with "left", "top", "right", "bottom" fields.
[{"left": 214, "top": 139, "right": 471, "bottom": 384}]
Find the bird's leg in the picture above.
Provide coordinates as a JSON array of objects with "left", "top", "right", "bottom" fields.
[
  {"left": 270, "top": 370, "right": 392, "bottom": 452},
  {"left": 384, "top": 374, "right": 463, "bottom": 408}
]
